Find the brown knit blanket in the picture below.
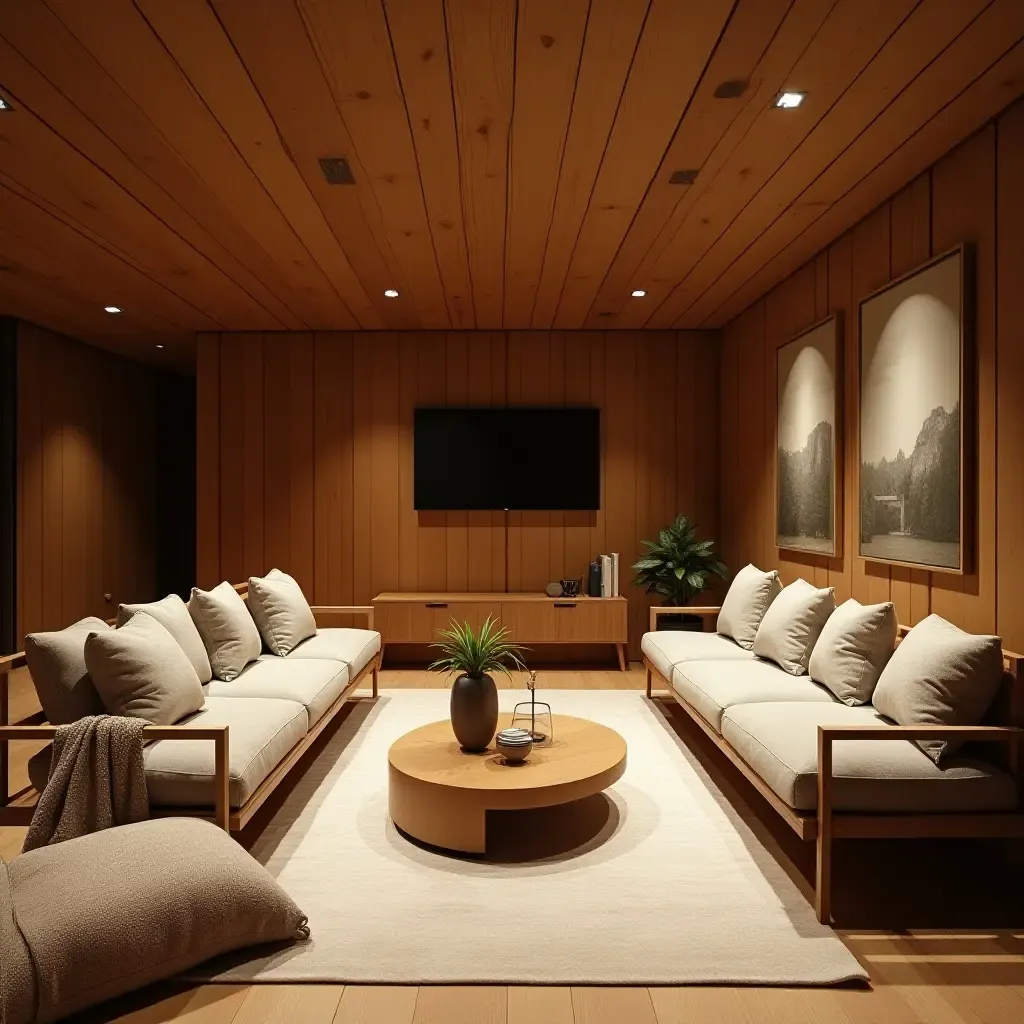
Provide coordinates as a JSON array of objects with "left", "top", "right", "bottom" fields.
[{"left": 22, "top": 716, "right": 149, "bottom": 853}]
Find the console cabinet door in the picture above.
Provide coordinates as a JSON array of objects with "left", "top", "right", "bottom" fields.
[
  {"left": 553, "top": 600, "right": 628, "bottom": 642},
  {"left": 376, "top": 600, "right": 502, "bottom": 642},
  {"left": 499, "top": 602, "right": 558, "bottom": 642}
]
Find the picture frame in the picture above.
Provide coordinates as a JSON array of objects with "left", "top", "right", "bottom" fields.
[
  {"left": 857, "top": 245, "right": 971, "bottom": 575},
  {"left": 776, "top": 315, "right": 843, "bottom": 557}
]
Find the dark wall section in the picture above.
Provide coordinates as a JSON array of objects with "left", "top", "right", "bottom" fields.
[
  {"left": 155, "top": 372, "right": 197, "bottom": 601},
  {"left": 0, "top": 320, "right": 15, "bottom": 654}
]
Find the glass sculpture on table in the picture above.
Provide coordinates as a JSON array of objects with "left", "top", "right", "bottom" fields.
[{"left": 511, "top": 670, "right": 553, "bottom": 746}]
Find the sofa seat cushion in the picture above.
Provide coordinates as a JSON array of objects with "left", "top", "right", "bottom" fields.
[
  {"left": 641, "top": 630, "right": 754, "bottom": 681},
  {"left": 720, "top": 702, "right": 1017, "bottom": 813},
  {"left": 144, "top": 696, "right": 308, "bottom": 810},
  {"left": 671, "top": 660, "right": 837, "bottom": 733},
  {"left": 210, "top": 657, "right": 350, "bottom": 726},
  {"left": 272, "top": 628, "right": 382, "bottom": 679}
]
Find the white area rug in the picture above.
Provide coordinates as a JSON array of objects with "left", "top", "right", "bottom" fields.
[{"left": 191, "top": 690, "right": 866, "bottom": 985}]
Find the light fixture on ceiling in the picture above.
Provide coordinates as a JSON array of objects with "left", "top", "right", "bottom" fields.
[
  {"left": 774, "top": 91, "right": 805, "bottom": 109},
  {"left": 384, "top": 289, "right": 399, "bottom": 298},
  {"left": 714, "top": 79, "right": 748, "bottom": 99},
  {"left": 156, "top": 344, "right": 164, "bottom": 349},
  {"left": 631, "top": 289, "right": 646, "bottom": 298},
  {"left": 0, "top": 96, "right": 11, "bottom": 111},
  {"left": 103, "top": 305, "right": 122, "bottom": 313},
  {"left": 319, "top": 156, "right": 355, "bottom": 185},
  {"left": 669, "top": 169, "right": 699, "bottom": 185}
]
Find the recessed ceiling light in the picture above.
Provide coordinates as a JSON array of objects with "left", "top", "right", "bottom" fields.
[
  {"left": 774, "top": 91, "right": 805, "bottom": 109},
  {"left": 156, "top": 344, "right": 164, "bottom": 349},
  {"left": 103, "top": 305, "right": 122, "bottom": 313},
  {"left": 0, "top": 96, "right": 11, "bottom": 111},
  {"left": 631, "top": 289, "right": 646, "bottom": 298},
  {"left": 384, "top": 289, "right": 399, "bottom": 298}
]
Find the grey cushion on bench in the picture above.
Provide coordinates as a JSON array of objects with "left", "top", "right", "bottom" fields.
[
  {"left": 720, "top": 702, "right": 1017, "bottom": 813},
  {"left": 117, "top": 593, "right": 213, "bottom": 684},
  {"left": 641, "top": 630, "right": 754, "bottom": 681},
  {"left": 6, "top": 818, "right": 307, "bottom": 1023},
  {"left": 188, "top": 582, "right": 263, "bottom": 682},
  {"left": 211, "top": 657, "right": 350, "bottom": 726},
  {"left": 267, "top": 627, "right": 381, "bottom": 679},
  {"left": 144, "top": 696, "right": 307, "bottom": 809},
  {"left": 247, "top": 569, "right": 317, "bottom": 657},
  {"left": 671, "top": 660, "right": 837, "bottom": 733},
  {"left": 716, "top": 564, "right": 782, "bottom": 650},
  {"left": 24, "top": 617, "right": 111, "bottom": 725}
]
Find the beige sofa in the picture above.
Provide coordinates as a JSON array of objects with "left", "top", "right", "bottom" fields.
[
  {"left": 642, "top": 606, "right": 1024, "bottom": 923},
  {"left": 0, "top": 584, "right": 381, "bottom": 834}
]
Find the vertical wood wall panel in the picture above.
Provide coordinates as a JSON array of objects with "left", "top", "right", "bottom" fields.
[
  {"left": 196, "top": 330, "right": 719, "bottom": 657},
  {"left": 720, "top": 103, "right": 1023, "bottom": 649}
]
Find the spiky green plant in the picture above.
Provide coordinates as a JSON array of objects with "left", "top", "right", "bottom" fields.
[
  {"left": 428, "top": 616, "right": 529, "bottom": 680},
  {"left": 632, "top": 515, "right": 727, "bottom": 606}
]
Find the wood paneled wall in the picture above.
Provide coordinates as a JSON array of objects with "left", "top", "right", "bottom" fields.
[
  {"left": 16, "top": 322, "right": 159, "bottom": 642},
  {"left": 719, "top": 98, "right": 1024, "bottom": 651},
  {"left": 196, "top": 331, "right": 719, "bottom": 657}
]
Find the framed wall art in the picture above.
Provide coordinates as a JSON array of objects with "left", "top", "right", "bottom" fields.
[
  {"left": 857, "top": 245, "right": 970, "bottom": 574},
  {"left": 776, "top": 315, "right": 842, "bottom": 557}
]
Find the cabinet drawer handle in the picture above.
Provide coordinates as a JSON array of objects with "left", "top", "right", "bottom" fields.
[
  {"left": 425, "top": 602, "right": 448, "bottom": 608},
  {"left": 553, "top": 602, "right": 577, "bottom": 609}
]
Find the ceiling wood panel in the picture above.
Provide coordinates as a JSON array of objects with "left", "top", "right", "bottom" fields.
[{"left": 0, "top": 0, "right": 1021, "bottom": 366}]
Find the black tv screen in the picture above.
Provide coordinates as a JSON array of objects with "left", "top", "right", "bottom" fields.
[{"left": 414, "top": 407, "right": 600, "bottom": 511}]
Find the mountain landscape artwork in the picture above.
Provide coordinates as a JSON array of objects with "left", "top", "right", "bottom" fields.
[
  {"left": 858, "top": 249, "right": 965, "bottom": 572},
  {"left": 777, "top": 317, "right": 840, "bottom": 555}
]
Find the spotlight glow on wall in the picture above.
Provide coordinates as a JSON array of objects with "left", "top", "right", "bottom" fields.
[{"left": 774, "top": 91, "right": 805, "bottom": 109}]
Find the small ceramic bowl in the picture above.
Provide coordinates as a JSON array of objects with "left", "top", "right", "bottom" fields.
[{"left": 496, "top": 731, "right": 533, "bottom": 764}]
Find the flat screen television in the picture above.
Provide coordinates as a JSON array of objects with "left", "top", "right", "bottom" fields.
[{"left": 414, "top": 407, "right": 600, "bottom": 511}]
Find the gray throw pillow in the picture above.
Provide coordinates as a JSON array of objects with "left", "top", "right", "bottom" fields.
[
  {"left": 752, "top": 578, "right": 835, "bottom": 675},
  {"left": 85, "top": 611, "right": 205, "bottom": 725},
  {"left": 247, "top": 569, "right": 317, "bottom": 656},
  {"left": 188, "top": 581, "right": 263, "bottom": 681},
  {"left": 809, "top": 599, "right": 897, "bottom": 705},
  {"left": 716, "top": 564, "right": 783, "bottom": 650},
  {"left": 117, "top": 593, "right": 213, "bottom": 683},
  {"left": 24, "top": 618, "right": 111, "bottom": 725},
  {"left": 872, "top": 613, "right": 1004, "bottom": 763},
  {"left": 8, "top": 818, "right": 308, "bottom": 1023}
]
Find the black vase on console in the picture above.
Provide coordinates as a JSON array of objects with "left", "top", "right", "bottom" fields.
[{"left": 450, "top": 673, "right": 499, "bottom": 752}]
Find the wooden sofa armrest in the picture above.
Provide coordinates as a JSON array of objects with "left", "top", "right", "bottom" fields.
[
  {"left": 311, "top": 605, "right": 375, "bottom": 630},
  {"left": 0, "top": 724, "right": 232, "bottom": 831},
  {"left": 649, "top": 605, "right": 721, "bottom": 633},
  {"left": 0, "top": 652, "right": 28, "bottom": 673}
]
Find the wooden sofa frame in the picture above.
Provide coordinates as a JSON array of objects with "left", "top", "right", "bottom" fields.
[
  {"left": 644, "top": 605, "right": 1024, "bottom": 924},
  {"left": 0, "top": 584, "right": 379, "bottom": 835}
]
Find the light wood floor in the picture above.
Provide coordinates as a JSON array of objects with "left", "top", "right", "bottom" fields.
[{"left": 5, "top": 666, "right": 1024, "bottom": 1024}]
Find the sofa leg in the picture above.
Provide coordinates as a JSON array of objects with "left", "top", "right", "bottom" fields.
[
  {"left": 815, "top": 830, "right": 832, "bottom": 924},
  {"left": 372, "top": 660, "right": 379, "bottom": 699},
  {"left": 816, "top": 726, "right": 833, "bottom": 924},
  {"left": 645, "top": 665, "right": 652, "bottom": 698}
]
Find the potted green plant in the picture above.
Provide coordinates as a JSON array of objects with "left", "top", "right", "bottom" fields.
[
  {"left": 632, "top": 515, "right": 727, "bottom": 630},
  {"left": 429, "top": 617, "right": 528, "bottom": 752}
]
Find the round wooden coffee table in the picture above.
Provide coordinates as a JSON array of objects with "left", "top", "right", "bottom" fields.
[{"left": 388, "top": 714, "right": 627, "bottom": 854}]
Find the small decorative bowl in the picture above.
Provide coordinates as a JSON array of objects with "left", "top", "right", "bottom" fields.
[{"left": 496, "top": 728, "right": 533, "bottom": 764}]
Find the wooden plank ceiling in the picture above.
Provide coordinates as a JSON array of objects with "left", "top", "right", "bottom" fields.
[{"left": 1, "top": 0, "right": 1023, "bottom": 369}]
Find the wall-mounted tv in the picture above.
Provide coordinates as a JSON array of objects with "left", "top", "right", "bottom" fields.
[{"left": 414, "top": 407, "right": 600, "bottom": 511}]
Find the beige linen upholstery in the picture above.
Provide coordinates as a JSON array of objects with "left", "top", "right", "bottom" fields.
[
  {"left": 671, "top": 660, "right": 837, "bottom": 733},
  {"left": 872, "top": 614, "right": 1005, "bottom": 763},
  {"left": 716, "top": 564, "right": 782, "bottom": 650},
  {"left": 23, "top": 617, "right": 111, "bottom": 724},
  {"left": 752, "top": 578, "right": 835, "bottom": 675},
  {"left": 1, "top": 859, "right": 35, "bottom": 1024},
  {"left": 144, "top": 696, "right": 307, "bottom": 809},
  {"left": 720, "top": 702, "right": 1017, "bottom": 813},
  {"left": 189, "top": 581, "right": 263, "bottom": 681},
  {"left": 85, "top": 613, "right": 205, "bottom": 724},
  {"left": 210, "top": 657, "right": 350, "bottom": 726},
  {"left": 809, "top": 598, "right": 897, "bottom": 705},
  {"left": 273, "top": 628, "right": 382, "bottom": 679},
  {"left": 641, "top": 630, "right": 754, "bottom": 681},
  {"left": 117, "top": 593, "right": 213, "bottom": 683},
  {"left": 7, "top": 818, "right": 308, "bottom": 1023},
  {"left": 247, "top": 569, "right": 317, "bottom": 657}
]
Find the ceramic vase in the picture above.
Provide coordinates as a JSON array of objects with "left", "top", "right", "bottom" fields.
[{"left": 450, "top": 672, "right": 499, "bottom": 752}]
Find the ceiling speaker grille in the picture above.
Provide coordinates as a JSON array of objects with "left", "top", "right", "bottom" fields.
[
  {"left": 714, "top": 79, "right": 749, "bottom": 99},
  {"left": 669, "top": 169, "right": 699, "bottom": 185},
  {"left": 319, "top": 157, "right": 355, "bottom": 185}
]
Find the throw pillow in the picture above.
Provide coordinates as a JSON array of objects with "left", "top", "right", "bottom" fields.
[
  {"left": 247, "top": 569, "right": 317, "bottom": 656},
  {"left": 8, "top": 818, "right": 308, "bottom": 1023},
  {"left": 24, "top": 618, "right": 111, "bottom": 725},
  {"left": 117, "top": 593, "right": 213, "bottom": 683},
  {"left": 752, "top": 579, "right": 836, "bottom": 675},
  {"left": 188, "top": 581, "right": 263, "bottom": 681},
  {"left": 809, "top": 599, "right": 898, "bottom": 705},
  {"left": 85, "top": 612, "right": 205, "bottom": 724},
  {"left": 872, "top": 613, "right": 1004, "bottom": 763},
  {"left": 716, "top": 564, "right": 783, "bottom": 650}
]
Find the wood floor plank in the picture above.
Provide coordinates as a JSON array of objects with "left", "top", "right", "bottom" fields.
[
  {"left": 572, "top": 988, "right": 657, "bottom": 1024},
  {"left": 232, "top": 985, "right": 344, "bottom": 1024},
  {"left": 507, "top": 987, "right": 574, "bottom": 1024},
  {"left": 333, "top": 986, "right": 418, "bottom": 1024},
  {"left": 103, "top": 985, "right": 249, "bottom": 1024},
  {"left": 413, "top": 987, "right": 507, "bottom": 1024}
]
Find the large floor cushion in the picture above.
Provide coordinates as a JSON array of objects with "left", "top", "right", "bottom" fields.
[
  {"left": 274, "top": 628, "right": 381, "bottom": 679},
  {"left": 210, "top": 657, "right": 350, "bottom": 726},
  {"left": 144, "top": 696, "right": 307, "bottom": 809},
  {"left": 641, "top": 630, "right": 754, "bottom": 681},
  {"left": 720, "top": 702, "right": 1018, "bottom": 813},
  {"left": 671, "top": 659, "right": 837, "bottom": 733}
]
